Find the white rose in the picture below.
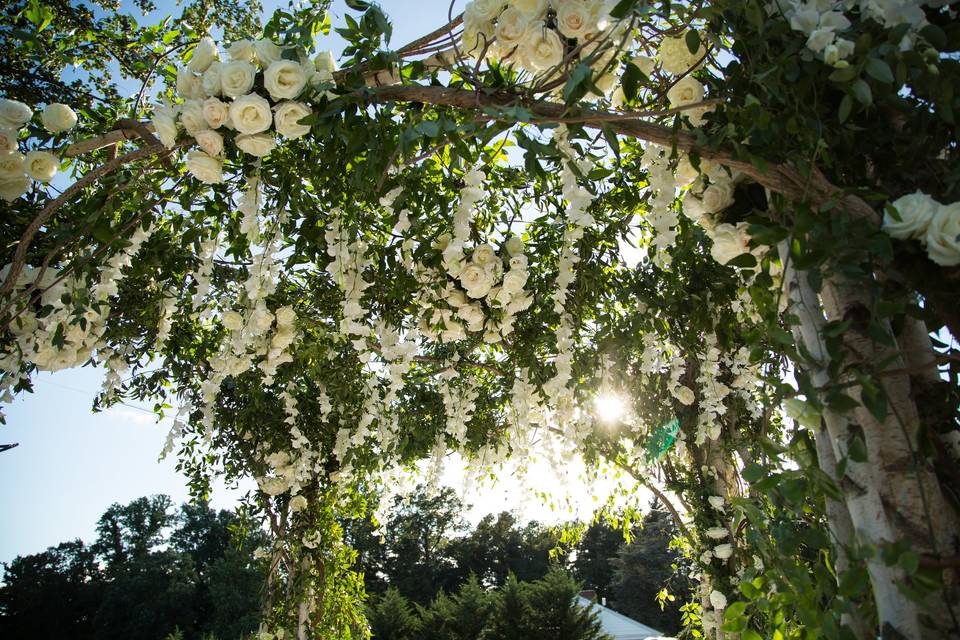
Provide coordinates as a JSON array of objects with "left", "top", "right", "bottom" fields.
[
  {"left": 512, "top": 0, "right": 547, "bottom": 17},
  {"left": 447, "top": 288, "right": 468, "bottom": 308},
  {"left": 176, "top": 67, "right": 205, "bottom": 100},
  {"left": 0, "top": 152, "right": 25, "bottom": 180},
  {"left": 460, "top": 264, "right": 494, "bottom": 298},
  {"left": 701, "top": 181, "right": 735, "bottom": 213},
  {"left": 556, "top": 0, "right": 595, "bottom": 39},
  {"left": 674, "top": 385, "right": 695, "bottom": 405},
  {"left": 0, "top": 99, "right": 32, "bottom": 130},
  {"left": 0, "top": 177, "right": 29, "bottom": 202},
  {"left": 0, "top": 129, "right": 17, "bottom": 154},
  {"left": 505, "top": 236, "right": 525, "bottom": 256},
  {"left": 274, "top": 101, "right": 312, "bottom": 139},
  {"left": 202, "top": 97, "right": 230, "bottom": 129},
  {"left": 289, "top": 495, "right": 308, "bottom": 512},
  {"left": 188, "top": 36, "right": 219, "bottom": 73},
  {"left": 713, "top": 543, "right": 734, "bottom": 560},
  {"left": 235, "top": 133, "right": 276, "bottom": 157},
  {"left": 201, "top": 61, "right": 223, "bottom": 97},
  {"left": 186, "top": 150, "right": 223, "bottom": 184},
  {"left": 674, "top": 157, "right": 699, "bottom": 186},
  {"left": 925, "top": 203, "right": 960, "bottom": 267},
  {"left": 709, "top": 590, "right": 727, "bottom": 610},
  {"left": 227, "top": 39, "right": 256, "bottom": 62},
  {"left": 255, "top": 39, "right": 283, "bottom": 66},
  {"left": 24, "top": 151, "right": 58, "bottom": 182},
  {"left": 508, "top": 255, "right": 528, "bottom": 270},
  {"left": 705, "top": 526, "right": 729, "bottom": 540},
  {"left": 462, "top": 16, "right": 496, "bottom": 57},
  {"left": 708, "top": 495, "right": 726, "bottom": 511},
  {"left": 522, "top": 22, "right": 564, "bottom": 70},
  {"left": 41, "top": 103, "right": 77, "bottom": 133},
  {"left": 152, "top": 113, "right": 179, "bottom": 149},
  {"left": 472, "top": 244, "right": 498, "bottom": 266},
  {"left": 229, "top": 94, "right": 272, "bottom": 134},
  {"left": 264, "top": 60, "right": 308, "bottom": 101},
  {"left": 659, "top": 32, "right": 702, "bottom": 75},
  {"left": 179, "top": 99, "right": 207, "bottom": 135},
  {"left": 495, "top": 8, "right": 532, "bottom": 58},
  {"left": 501, "top": 269, "right": 528, "bottom": 294},
  {"left": 709, "top": 222, "right": 751, "bottom": 265},
  {"left": 456, "top": 302, "right": 485, "bottom": 326},
  {"left": 883, "top": 191, "right": 937, "bottom": 241},
  {"left": 220, "top": 61, "right": 256, "bottom": 98},
  {"left": 630, "top": 55, "right": 655, "bottom": 76},
  {"left": 469, "top": 0, "right": 505, "bottom": 20},
  {"left": 806, "top": 28, "right": 835, "bottom": 53},
  {"left": 667, "top": 75, "right": 704, "bottom": 109},
  {"left": 315, "top": 50, "right": 338, "bottom": 73},
  {"left": 194, "top": 129, "right": 224, "bottom": 157}
]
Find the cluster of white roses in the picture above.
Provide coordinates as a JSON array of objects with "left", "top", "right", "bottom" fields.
[
  {"left": 773, "top": 0, "right": 942, "bottom": 65},
  {"left": 883, "top": 191, "right": 960, "bottom": 266},
  {"left": 415, "top": 168, "right": 532, "bottom": 344},
  {"left": 0, "top": 98, "right": 77, "bottom": 201},
  {"left": 152, "top": 35, "right": 337, "bottom": 184},
  {"left": 655, "top": 32, "right": 714, "bottom": 124}
]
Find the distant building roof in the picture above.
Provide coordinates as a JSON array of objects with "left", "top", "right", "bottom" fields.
[{"left": 576, "top": 596, "right": 675, "bottom": 640}]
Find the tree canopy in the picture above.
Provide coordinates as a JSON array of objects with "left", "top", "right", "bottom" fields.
[{"left": 1, "top": 0, "right": 959, "bottom": 638}]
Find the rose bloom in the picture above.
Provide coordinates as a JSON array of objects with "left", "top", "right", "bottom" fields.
[
  {"left": 227, "top": 39, "right": 256, "bottom": 61},
  {"left": 41, "top": 103, "right": 78, "bottom": 133},
  {"left": 658, "top": 32, "right": 702, "bottom": 75},
  {"left": 274, "top": 101, "right": 312, "bottom": 139},
  {"left": 0, "top": 152, "right": 25, "bottom": 180},
  {"left": 179, "top": 99, "right": 207, "bottom": 135},
  {"left": 460, "top": 264, "right": 494, "bottom": 298},
  {"left": 704, "top": 526, "right": 729, "bottom": 540},
  {"left": 315, "top": 50, "right": 337, "bottom": 73},
  {"left": 713, "top": 543, "right": 734, "bottom": 560},
  {"left": 674, "top": 385, "right": 695, "bottom": 405},
  {"left": 254, "top": 39, "right": 283, "bottom": 66},
  {"left": 220, "top": 60, "right": 256, "bottom": 98},
  {"left": 235, "top": 133, "right": 276, "bottom": 157},
  {"left": 194, "top": 129, "right": 224, "bottom": 157},
  {"left": 468, "top": 0, "right": 505, "bottom": 21},
  {"left": 667, "top": 75, "right": 704, "bottom": 110},
  {"left": 883, "top": 191, "right": 937, "bottom": 241},
  {"left": 709, "top": 222, "right": 751, "bottom": 265},
  {"left": 508, "top": 254, "right": 528, "bottom": 270},
  {"left": 202, "top": 97, "right": 230, "bottom": 129},
  {"left": 186, "top": 150, "right": 223, "bottom": 184},
  {"left": 925, "top": 203, "right": 960, "bottom": 266},
  {"left": 265, "top": 60, "right": 308, "bottom": 101},
  {"left": 0, "top": 98, "right": 32, "bottom": 130},
  {"left": 0, "top": 176, "right": 29, "bottom": 202},
  {"left": 152, "top": 113, "right": 179, "bottom": 148},
  {"left": 701, "top": 181, "right": 734, "bottom": 213},
  {"left": 229, "top": 94, "right": 272, "bottom": 134},
  {"left": 522, "top": 23, "right": 564, "bottom": 70},
  {"left": 201, "top": 61, "right": 223, "bottom": 97},
  {"left": 501, "top": 269, "right": 528, "bottom": 294},
  {"left": 471, "top": 244, "right": 497, "bottom": 266},
  {"left": 494, "top": 7, "right": 531, "bottom": 59},
  {"left": 504, "top": 236, "right": 525, "bottom": 256},
  {"left": 512, "top": 0, "right": 546, "bottom": 17},
  {"left": 555, "top": 0, "right": 595, "bottom": 39},
  {"left": 24, "top": 151, "right": 58, "bottom": 182},
  {"left": 0, "top": 129, "right": 18, "bottom": 154},
  {"left": 709, "top": 590, "right": 727, "bottom": 610},
  {"left": 188, "top": 36, "right": 219, "bottom": 73},
  {"left": 176, "top": 67, "right": 204, "bottom": 100}
]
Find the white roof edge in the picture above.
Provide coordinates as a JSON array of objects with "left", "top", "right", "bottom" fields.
[{"left": 576, "top": 595, "right": 667, "bottom": 638}]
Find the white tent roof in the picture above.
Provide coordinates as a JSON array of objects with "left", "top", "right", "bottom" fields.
[{"left": 576, "top": 596, "right": 674, "bottom": 640}]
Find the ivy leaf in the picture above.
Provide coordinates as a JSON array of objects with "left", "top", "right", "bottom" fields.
[
  {"left": 622, "top": 62, "right": 643, "bottom": 102},
  {"left": 685, "top": 30, "right": 701, "bottom": 55},
  {"left": 838, "top": 94, "right": 853, "bottom": 123},
  {"left": 860, "top": 380, "right": 888, "bottom": 423},
  {"left": 608, "top": 0, "right": 640, "bottom": 19},
  {"left": 851, "top": 79, "right": 872, "bottom": 105}
]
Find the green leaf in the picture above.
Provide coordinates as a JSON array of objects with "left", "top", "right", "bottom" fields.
[
  {"left": 685, "top": 30, "right": 701, "bottom": 55},
  {"left": 865, "top": 58, "right": 894, "bottom": 84},
  {"left": 851, "top": 79, "right": 872, "bottom": 105},
  {"left": 622, "top": 62, "right": 643, "bottom": 102},
  {"left": 742, "top": 463, "right": 766, "bottom": 483},
  {"left": 847, "top": 434, "right": 868, "bottom": 463},
  {"left": 742, "top": 630, "right": 763, "bottom": 640},
  {"left": 726, "top": 253, "right": 758, "bottom": 269},
  {"left": 838, "top": 94, "right": 853, "bottom": 123},
  {"left": 608, "top": 0, "right": 640, "bottom": 19},
  {"left": 860, "top": 381, "right": 888, "bottom": 423}
]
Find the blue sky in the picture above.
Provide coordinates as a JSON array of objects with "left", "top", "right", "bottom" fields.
[{"left": 0, "top": 0, "right": 463, "bottom": 566}]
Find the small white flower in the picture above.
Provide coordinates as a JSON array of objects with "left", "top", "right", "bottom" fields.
[
  {"left": 41, "top": 103, "right": 77, "bottom": 133},
  {"left": 236, "top": 133, "right": 276, "bottom": 157},
  {"left": 24, "top": 150, "right": 58, "bottom": 182},
  {"left": 806, "top": 28, "right": 835, "bottom": 53},
  {"left": 459, "top": 264, "right": 494, "bottom": 298},
  {"left": 202, "top": 97, "right": 230, "bottom": 129},
  {"left": 704, "top": 526, "right": 729, "bottom": 539},
  {"left": 188, "top": 36, "right": 219, "bottom": 73},
  {"left": 667, "top": 76, "right": 705, "bottom": 110},
  {"left": 472, "top": 244, "right": 498, "bottom": 266},
  {"left": 222, "top": 310, "right": 244, "bottom": 331},
  {"left": 501, "top": 269, "right": 528, "bottom": 294},
  {"left": 713, "top": 543, "right": 734, "bottom": 560},
  {"left": 315, "top": 50, "right": 338, "bottom": 73},
  {"left": 0, "top": 152, "right": 25, "bottom": 180},
  {"left": 264, "top": 60, "right": 308, "bottom": 101},
  {"left": 659, "top": 32, "right": 702, "bottom": 75},
  {"left": 701, "top": 181, "right": 735, "bottom": 213},
  {"left": 555, "top": 0, "right": 595, "bottom": 39},
  {"left": 0, "top": 98, "right": 32, "bottom": 130},
  {"left": 674, "top": 385, "right": 695, "bottom": 405},
  {"left": 709, "top": 589, "right": 727, "bottom": 610},
  {"left": 289, "top": 495, "right": 308, "bottom": 512},
  {"left": 185, "top": 150, "right": 223, "bottom": 184},
  {"left": 505, "top": 236, "right": 525, "bottom": 256},
  {"left": 708, "top": 495, "right": 726, "bottom": 511},
  {"left": 925, "top": 203, "right": 960, "bottom": 267},
  {"left": 468, "top": 0, "right": 505, "bottom": 21}
]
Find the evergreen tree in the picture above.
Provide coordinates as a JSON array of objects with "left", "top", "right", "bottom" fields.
[{"left": 367, "top": 588, "right": 419, "bottom": 640}]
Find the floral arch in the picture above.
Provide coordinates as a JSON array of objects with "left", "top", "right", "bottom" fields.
[{"left": 1, "top": 0, "right": 959, "bottom": 638}]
